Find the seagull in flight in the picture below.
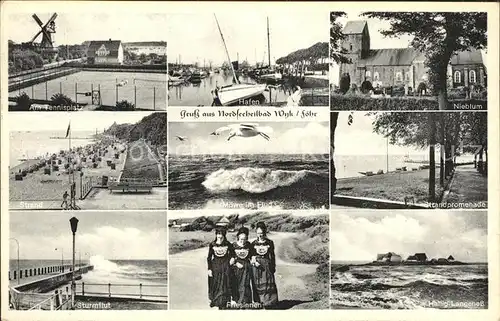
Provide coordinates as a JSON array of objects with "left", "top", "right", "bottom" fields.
[
  {"left": 210, "top": 123, "right": 272, "bottom": 141},
  {"left": 176, "top": 135, "right": 187, "bottom": 141}
]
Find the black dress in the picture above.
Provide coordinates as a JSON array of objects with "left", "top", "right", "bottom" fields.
[
  {"left": 207, "top": 240, "right": 234, "bottom": 309},
  {"left": 231, "top": 241, "right": 255, "bottom": 305},
  {"left": 251, "top": 238, "right": 278, "bottom": 308}
]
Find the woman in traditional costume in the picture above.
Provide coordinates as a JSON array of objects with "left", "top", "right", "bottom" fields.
[
  {"left": 231, "top": 227, "right": 255, "bottom": 307},
  {"left": 251, "top": 222, "right": 278, "bottom": 309},
  {"left": 207, "top": 227, "right": 235, "bottom": 309}
]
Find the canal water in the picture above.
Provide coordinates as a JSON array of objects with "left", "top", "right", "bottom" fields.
[
  {"left": 10, "top": 71, "right": 167, "bottom": 111},
  {"left": 168, "top": 71, "right": 295, "bottom": 106}
]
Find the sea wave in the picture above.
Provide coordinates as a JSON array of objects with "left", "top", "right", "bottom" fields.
[
  {"left": 331, "top": 271, "right": 484, "bottom": 290},
  {"left": 201, "top": 167, "right": 320, "bottom": 193},
  {"left": 88, "top": 256, "right": 166, "bottom": 280}
]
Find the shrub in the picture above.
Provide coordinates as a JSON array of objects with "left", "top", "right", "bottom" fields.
[
  {"left": 50, "top": 93, "right": 75, "bottom": 106},
  {"left": 13, "top": 92, "right": 32, "bottom": 111},
  {"left": 116, "top": 100, "right": 135, "bottom": 111},
  {"left": 339, "top": 73, "right": 350, "bottom": 94},
  {"left": 361, "top": 80, "right": 373, "bottom": 93},
  {"left": 448, "top": 87, "right": 467, "bottom": 100},
  {"left": 417, "top": 82, "right": 427, "bottom": 95},
  {"left": 330, "top": 94, "right": 441, "bottom": 111}
]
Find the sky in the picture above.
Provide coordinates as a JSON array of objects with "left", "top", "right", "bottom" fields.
[
  {"left": 169, "top": 121, "right": 329, "bottom": 155},
  {"left": 168, "top": 209, "right": 328, "bottom": 220},
  {"left": 167, "top": 11, "right": 328, "bottom": 66},
  {"left": 6, "top": 12, "right": 168, "bottom": 45},
  {"left": 8, "top": 112, "right": 158, "bottom": 132},
  {"left": 9, "top": 211, "right": 167, "bottom": 260},
  {"left": 334, "top": 112, "right": 427, "bottom": 156},
  {"left": 331, "top": 210, "right": 487, "bottom": 263},
  {"left": 330, "top": 10, "right": 414, "bottom": 85}
]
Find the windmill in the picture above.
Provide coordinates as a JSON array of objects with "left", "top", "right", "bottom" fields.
[{"left": 25, "top": 13, "right": 59, "bottom": 59}]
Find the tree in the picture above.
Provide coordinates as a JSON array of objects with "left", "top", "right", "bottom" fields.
[
  {"left": 363, "top": 12, "right": 487, "bottom": 110},
  {"left": 371, "top": 112, "right": 483, "bottom": 200},
  {"left": 330, "top": 12, "right": 351, "bottom": 64},
  {"left": 330, "top": 12, "right": 354, "bottom": 195},
  {"left": 139, "top": 53, "right": 148, "bottom": 63},
  {"left": 361, "top": 80, "right": 374, "bottom": 94},
  {"left": 339, "top": 73, "right": 350, "bottom": 94},
  {"left": 331, "top": 112, "right": 353, "bottom": 197}
]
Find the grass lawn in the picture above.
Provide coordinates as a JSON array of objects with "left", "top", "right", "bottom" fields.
[
  {"left": 335, "top": 169, "right": 443, "bottom": 204},
  {"left": 168, "top": 230, "right": 214, "bottom": 254}
]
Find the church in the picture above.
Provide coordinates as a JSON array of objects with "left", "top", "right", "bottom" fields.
[{"left": 338, "top": 20, "right": 486, "bottom": 92}]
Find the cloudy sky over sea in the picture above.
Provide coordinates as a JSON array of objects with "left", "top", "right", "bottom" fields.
[
  {"left": 331, "top": 210, "right": 487, "bottom": 263},
  {"left": 9, "top": 211, "right": 167, "bottom": 260},
  {"left": 169, "top": 121, "right": 329, "bottom": 155}
]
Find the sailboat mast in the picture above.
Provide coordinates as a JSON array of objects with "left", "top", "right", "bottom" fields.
[
  {"left": 214, "top": 14, "right": 239, "bottom": 84},
  {"left": 267, "top": 17, "right": 271, "bottom": 68}
]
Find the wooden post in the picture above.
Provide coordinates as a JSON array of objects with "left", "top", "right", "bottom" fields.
[
  {"left": 60, "top": 82, "right": 62, "bottom": 94},
  {"left": 45, "top": 81, "right": 48, "bottom": 100},
  {"left": 116, "top": 85, "right": 118, "bottom": 106},
  {"left": 139, "top": 283, "right": 143, "bottom": 299},
  {"left": 108, "top": 283, "right": 111, "bottom": 297},
  {"left": 82, "top": 282, "right": 85, "bottom": 296},
  {"left": 55, "top": 290, "right": 61, "bottom": 309}
]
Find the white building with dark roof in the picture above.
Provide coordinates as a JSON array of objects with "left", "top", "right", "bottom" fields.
[{"left": 87, "top": 39, "right": 124, "bottom": 65}]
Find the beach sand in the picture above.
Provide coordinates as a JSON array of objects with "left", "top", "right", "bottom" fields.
[{"left": 9, "top": 137, "right": 127, "bottom": 203}]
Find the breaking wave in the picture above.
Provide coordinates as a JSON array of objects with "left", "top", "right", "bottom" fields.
[{"left": 201, "top": 167, "right": 320, "bottom": 193}]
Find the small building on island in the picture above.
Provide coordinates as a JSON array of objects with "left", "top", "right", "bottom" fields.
[
  {"left": 376, "top": 252, "right": 402, "bottom": 263},
  {"left": 406, "top": 253, "right": 428, "bottom": 263},
  {"left": 87, "top": 39, "right": 124, "bottom": 65}
]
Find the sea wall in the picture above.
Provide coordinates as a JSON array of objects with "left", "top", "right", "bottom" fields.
[{"left": 13, "top": 265, "right": 94, "bottom": 293}]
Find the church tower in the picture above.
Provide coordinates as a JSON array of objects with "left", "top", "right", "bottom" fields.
[
  {"left": 342, "top": 21, "right": 370, "bottom": 60},
  {"left": 339, "top": 20, "right": 371, "bottom": 86}
]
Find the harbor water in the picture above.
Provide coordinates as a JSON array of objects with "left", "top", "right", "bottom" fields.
[{"left": 168, "top": 72, "right": 296, "bottom": 106}]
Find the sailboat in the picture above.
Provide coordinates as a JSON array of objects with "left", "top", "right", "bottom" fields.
[
  {"left": 259, "top": 17, "right": 282, "bottom": 83},
  {"left": 213, "top": 14, "right": 267, "bottom": 106}
]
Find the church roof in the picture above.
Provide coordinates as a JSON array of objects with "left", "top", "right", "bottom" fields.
[
  {"left": 359, "top": 48, "right": 421, "bottom": 66},
  {"left": 343, "top": 21, "right": 367, "bottom": 34},
  {"left": 450, "top": 50, "right": 483, "bottom": 65}
]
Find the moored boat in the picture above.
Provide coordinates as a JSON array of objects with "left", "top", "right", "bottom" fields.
[
  {"left": 214, "top": 83, "right": 267, "bottom": 106},
  {"left": 213, "top": 14, "right": 268, "bottom": 106}
]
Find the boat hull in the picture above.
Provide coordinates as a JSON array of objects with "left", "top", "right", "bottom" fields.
[{"left": 217, "top": 83, "right": 267, "bottom": 106}]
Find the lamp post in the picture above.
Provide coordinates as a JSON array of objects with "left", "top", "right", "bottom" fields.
[
  {"left": 9, "top": 238, "right": 20, "bottom": 285},
  {"left": 69, "top": 216, "right": 79, "bottom": 310},
  {"left": 55, "top": 247, "right": 64, "bottom": 272}
]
